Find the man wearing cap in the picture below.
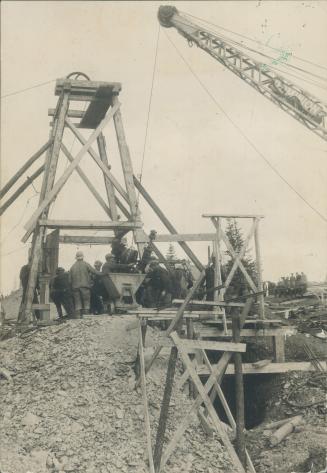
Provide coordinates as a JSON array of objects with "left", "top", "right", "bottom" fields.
[{"left": 69, "top": 251, "right": 103, "bottom": 318}]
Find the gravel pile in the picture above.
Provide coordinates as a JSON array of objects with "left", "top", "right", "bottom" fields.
[{"left": 0, "top": 315, "right": 235, "bottom": 473}]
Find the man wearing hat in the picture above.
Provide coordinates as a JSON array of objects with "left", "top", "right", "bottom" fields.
[
  {"left": 69, "top": 251, "right": 103, "bottom": 318},
  {"left": 90, "top": 260, "right": 105, "bottom": 315}
]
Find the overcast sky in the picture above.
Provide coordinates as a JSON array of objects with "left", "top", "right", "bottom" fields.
[{"left": 1, "top": 1, "right": 327, "bottom": 295}]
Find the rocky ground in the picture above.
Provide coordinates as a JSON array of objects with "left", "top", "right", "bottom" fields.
[
  {"left": 0, "top": 315, "right": 236, "bottom": 473},
  {"left": 0, "top": 292, "right": 326, "bottom": 473}
]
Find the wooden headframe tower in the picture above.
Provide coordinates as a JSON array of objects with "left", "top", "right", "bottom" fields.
[{"left": 17, "top": 73, "right": 148, "bottom": 322}]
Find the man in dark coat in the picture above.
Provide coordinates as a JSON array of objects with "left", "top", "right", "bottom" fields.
[
  {"left": 90, "top": 260, "right": 105, "bottom": 315},
  {"left": 50, "top": 267, "right": 74, "bottom": 319},
  {"left": 19, "top": 261, "right": 41, "bottom": 320},
  {"left": 146, "top": 260, "right": 173, "bottom": 308},
  {"left": 101, "top": 254, "right": 121, "bottom": 314}
]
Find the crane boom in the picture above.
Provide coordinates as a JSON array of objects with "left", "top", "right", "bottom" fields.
[{"left": 158, "top": 6, "right": 327, "bottom": 142}]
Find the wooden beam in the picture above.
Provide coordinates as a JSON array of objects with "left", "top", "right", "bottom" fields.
[
  {"left": 0, "top": 140, "right": 51, "bottom": 199},
  {"left": 97, "top": 133, "right": 118, "bottom": 220},
  {"left": 196, "top": 327, "right": 296, "bottom": 338},
  {"left": 160, "top": 338, "right": 246, "bottom": 352},
  {"left": 203, "top": 214, "right": 264, "bottom": 219},
  {"left": 133, "top": 176, "right": 204, "bottom": 271},
  {"left": 59, "top": 235, "right": 115, "bottom": 245},
  {"left": 197, "top": 361, "right": 327, "bottom": 375},
  {"left": 61, "top": 142, "right": 112, "bottom": 218},
  {"left": 135, "top": 233, "right": 216, "bottom": 243},
  {"left": 38, "top": 219, "right": 142, "bottom": 230},
  {"left": 48, "top": 108, "right": 84, "bottom": 118},
  {"left": 172, "top": 298, "right": 245, "bottom": 308},
  {"left": 0, "top": 164, "right": 44, "bottom": 215},
  {"left": 23, "top": 102, "right": 121, "bottom": 240}
]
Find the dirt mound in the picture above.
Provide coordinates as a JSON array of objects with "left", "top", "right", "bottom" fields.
[{"left": 0, "top": 316, "right": 235, "bottom": 473}]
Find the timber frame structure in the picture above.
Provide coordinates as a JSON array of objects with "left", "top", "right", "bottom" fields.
[{"left": 0, "top": 73, "right": 267, "bottom": 323}]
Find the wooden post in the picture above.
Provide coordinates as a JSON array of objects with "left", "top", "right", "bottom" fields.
[
  {"left": 254, "top": 217, "right": 265, "bottom": 319},
  {"left": 272, "top": 335, "right": 285, "bottom": 362},
  {"left": 232, "top": 311, "right": 246, "bottom": 468},
  {"left": 153, "top": 344, "right": 179, "bottom": 471},
  {"left": 186, "top": 318, "right": 194, "bottom": 398},
  {"left": 138, "top": 324, "right": 155, "bottom": 473},
  {"left": 97, "top": 133, "right": 119, "bottom": 221},
  {"left": 112, "top": 95, "right": 145, "bottom": 256},
  {"left": 18, "top": 94, "right": 70, "bottom": 322}
]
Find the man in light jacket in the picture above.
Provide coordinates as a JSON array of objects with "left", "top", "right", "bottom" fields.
[{"left": 69, "top": 251, "right": 102, "bottom": 319}]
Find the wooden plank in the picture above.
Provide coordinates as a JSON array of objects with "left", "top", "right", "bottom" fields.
[
  {"left": 203, "top": 214, "right": 264, "bottom": 219},
  {"left": 55, "top": 79, "right": 121, "bottom": 96},
  {"left": 38, "top": 219, "right": 141, "bottom": 230},
  {"left": 79, "top": 88, "right": 113, "bottom": 129},
  {"left": 59, "top": 235, "right": 115, "bottom": 245},
  {"left": 173, "top": 298, "right": 245, "bottom": 308},
  {"left": 138, "top": 324, "right": 155, "bottom": 473},
  {"left": 48, "top": 108, "right": 84, "bottom": 118},
  {"left": 197, "top": 327, "right": 296, "bottom": 338},
  {"left": 133, "top": 176, "right": 204, "bottom": 271},
  {"left": 135, "top": 233, "right": 217, "bottom": 243},
  {"left": 197, "top": 361, "right": 327, "bottom": 375},
  {"left": 0, "top": 140, "right": 51, "bottom": 199},
  {"left": 61, "top": 142, "right": 112, "bottom": 218},
  {"left": 65, "top": 117, "right": 130, "bottom": 204},
  {"left": 32, "top": 304, "right": 50, "bottom": 310},
  {"left": 160, "top": 338, "right": 246, "bottom": 352},
  {"left": 171, "top": 332, "right": 246, "bottom": 473},
  {"left": 97, "top": 133, "right": 119, "bottom": 220},
  {"left": 0, "top": 164, "right": 45, "bottom": 215},
  {"left": 23, "top": 103, "right": 120, "bottom": 240}
]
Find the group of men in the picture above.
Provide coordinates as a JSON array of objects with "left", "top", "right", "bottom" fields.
[
  {"left": 275, "top": 272, "right": 308, "bottom": 298},
  {"left": 19, "top": 233, "right": 198, "bottom": 319},
  {"left": 50, "top": 239, "right": 138, "bottom": 319}
]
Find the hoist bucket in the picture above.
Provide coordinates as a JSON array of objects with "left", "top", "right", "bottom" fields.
[{"left": 106, "top": 273, "right": 146, "bottom": 310}]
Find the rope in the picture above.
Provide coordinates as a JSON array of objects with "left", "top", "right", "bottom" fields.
[
  {"left": 1, "top": 79, "right": 55, "bottom": 99},
  {"left": 138, "top": 24, "right": 161, "bottom": 190},
  {"left": 164, "top": 31, "right": 327, "bottom": 224}
]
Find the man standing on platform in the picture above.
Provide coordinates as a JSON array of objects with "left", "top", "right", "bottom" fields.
[{"left": 69, "top": 251, "right": 102, "bottom": 319}]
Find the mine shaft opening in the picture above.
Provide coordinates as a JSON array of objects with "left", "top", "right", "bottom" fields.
[{"left": 214, "top": 374, "right": 278, "bottom": 429}]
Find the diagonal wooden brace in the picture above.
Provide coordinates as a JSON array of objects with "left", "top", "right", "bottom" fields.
[
  {"left": 22, "top": 102, "right": 121, "bottom": 241},
  {"left": 170, "top": 331, "right": 246, "bottom": 473}
]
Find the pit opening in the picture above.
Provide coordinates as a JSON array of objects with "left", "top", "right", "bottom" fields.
[{"left": 214, "top": 374, "right": 278, "bottom": 429}]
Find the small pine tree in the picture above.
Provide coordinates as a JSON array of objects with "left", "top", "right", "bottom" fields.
[
  {"left": 166, "top": 243, "right": 177, "bottom": 261},
  {"left": 223, "top": 219, "right": 258, "bottom": 297}
]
